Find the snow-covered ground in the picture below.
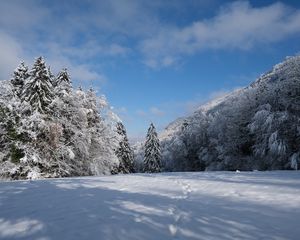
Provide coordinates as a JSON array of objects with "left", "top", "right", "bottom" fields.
[{"left": 0, "top": 171, "right": 300, "bottom": 240}]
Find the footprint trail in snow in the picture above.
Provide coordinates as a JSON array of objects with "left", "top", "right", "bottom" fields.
[{"left": 168, "top": 179, "right": 194, "bottom": 238}]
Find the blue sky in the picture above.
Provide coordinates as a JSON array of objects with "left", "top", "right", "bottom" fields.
[{"left": 0, "top": 0, "right": 300, "bottom": 140}]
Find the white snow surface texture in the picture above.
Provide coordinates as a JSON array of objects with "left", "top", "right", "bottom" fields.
[{"left": 0, "top": 171, "right": 300, "bottom": 240}]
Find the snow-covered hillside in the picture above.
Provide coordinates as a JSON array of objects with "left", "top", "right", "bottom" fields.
[
  {"left": 155, "top": 56, "right": 300, "bottom": 172},
  {"left": 161, "top": 56, "right": 300, "bottom": 143},
  {"left": 1, "top": 171, "right": 300, "bottom": 240}
]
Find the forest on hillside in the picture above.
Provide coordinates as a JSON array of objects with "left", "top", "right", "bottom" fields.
[{"left": 153, "top": 56, "right": 300, "bottom": 172}]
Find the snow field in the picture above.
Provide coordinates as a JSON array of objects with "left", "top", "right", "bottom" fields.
[{"left": 0, "top": 171, "right": 300, "bottom": 240}]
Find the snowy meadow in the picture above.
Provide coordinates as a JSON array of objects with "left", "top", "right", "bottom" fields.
[{"left": 0, "top": 171, "right": 300, "bottom": 240}]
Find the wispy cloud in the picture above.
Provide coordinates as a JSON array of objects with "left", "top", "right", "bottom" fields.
[
  {"left": 141, "top": 1, "right": 300, "bottom": 68},
  {"left": 58, "top": 42, "right": 130, "bottom": 60},
  {"left": 136, "top": 110, "right": 147, "bottom": 117},
  {"left": 136, "top": 107, "right": 165, "bottom": 118},
  {"left": 150, "top": 107, "right": 165, "bottom": 117},
  {"left": 0, "top": 0, "right": 49, "bottom": 34},
  {"left": 0, "top": 1, "right": 124, "bottom": 83},
  {"left": 1, "top": 0, "right": 300, "bottom": 80},
  {"left": 0, "top": 31, "right": 24, "bottom": 79}
]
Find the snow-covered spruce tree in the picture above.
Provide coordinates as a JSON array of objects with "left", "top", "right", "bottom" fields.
[
  {"left": 11, "top": 62, "right": 29, "bottom": 98},
  {"left": 115, "top": 122, "right": 134, "bottom": 173},
  {"left": 143, "top": 123, "right": 161, "bottom": 173},
  {"left": 48, "top": 66, "right": 55, "bottom": 86},
  {"left": 22, "top": 56, "right": 53, "bottom": 113},
  {"left": 0, "top": 75, "right": 30, "bottom": 178},
  {"left": 9, "top": 58, "right": 66, "bottom": 178},
  {"left": 55, "top": 68, "right": 72, "bottom": 97}
]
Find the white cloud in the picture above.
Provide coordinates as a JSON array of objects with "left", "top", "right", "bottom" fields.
[
  {"left": 58, "top": 42, "right": 130, "bottom": 59},
  {"left": 107, "top": 44, "right": 130, "bottom": 56},
  {"left": 70, "top": 65, "right": 106, "bottom": 84},
  {"left": 141, "top": 1, "right": 300, "bottom": 68},
  {"left": 150, "top": 107, "right": 165, "bottom": 117},
  {"left": 0, "top": 32, "right": 107, "bottom": 85},
  {"left": 116, "top": 107, "right": 128, "bottom": 113},
  {"left": 0, "top": 32, "right": 24, "bottom": 79},
  {"left": 136, "top": 110, "right": 147, "bottom": 117},
  {"left": 45, "top": 55, "right": 107, "bottom": 85},
  {"left": 136, "top": 107, "right": 165, "bottom": 118},
  {"left": 0, "top": 1, "right": 49, "bottom": 34},
  {"left": 114, "top": 107, "right": 130, "bottom": 122},
  {"left": 0, "top": 1, "right": 122, "bottom": 83},
  {"left": 1, "top": 0, "right": 300, "bottom": 77}
]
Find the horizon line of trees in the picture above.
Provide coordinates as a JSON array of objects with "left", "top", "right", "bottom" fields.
[
  {"left": 0, "top": 57, "right": 300, "bottom": 179},
  {"left": 4, "top": 55, "right": 297, "bottom": 179}
]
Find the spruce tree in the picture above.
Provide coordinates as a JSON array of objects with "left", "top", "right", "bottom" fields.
[
  {"left": 48, "top": 66, "right": 55, "bottom": 86},
  {"left": 55, "top": 68, "right": 72, "bottom": 97},
  {"left": 143, "top": 123, "right": 161, "bottom": 173},
  {"left": 56, "top": 68, "right": 71, "bottom": 87},
  {"left": 11, "top": 62, "right": 29, "bottom": 98},
  {"left": 115, "top": 122, "right": 134, "bottom": 173},
  {"left": 22, "top": 57, "right": 53, "bottom": 113}
]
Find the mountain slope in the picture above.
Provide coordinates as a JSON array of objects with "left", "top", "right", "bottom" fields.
[{"left": 159, "top": 56, "right": 300, "bottom": 171}]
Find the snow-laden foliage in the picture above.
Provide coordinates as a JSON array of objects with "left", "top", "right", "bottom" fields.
[
  {"left": 115, "top": 122, "right": 134, "bottom": 174},
  {"left": 22, "top": 57, "right": 54, "bottom": 114},
  {"left": 11, "top": 62, "right": 29, "bottom": 98},
  {"left": 149, "top": 56, "right": 300, "bottom": 171},
  {"left": 143, "top": 123, "right": 161, "bottom": 173},
  {"left": 54, "top": 68, "right": 72, "bottom": 97},
  {"left": 0, "top": 57, "right": 131, "bottom": 179}
]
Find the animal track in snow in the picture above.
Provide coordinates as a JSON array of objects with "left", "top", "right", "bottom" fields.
[{"left": 167, "top": 180, "right": 194, "bottom": 238}]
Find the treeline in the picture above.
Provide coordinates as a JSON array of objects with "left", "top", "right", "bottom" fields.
[
  {"left": 159, "top": 56, "right": 300, "bottom": 171},
  {"left": 0, "top": 57, "right": 135, "bottom": 179},
  {"left": 4, "top": 55, "right": 296, "bottom": 178}
]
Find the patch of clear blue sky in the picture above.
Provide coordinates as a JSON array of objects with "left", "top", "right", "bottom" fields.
[
  {"left": 103, "top": 36, "right": 300, "bottom": 139},
  {"left": 1, "top": 0, "right": 300, "bottom": 140}
]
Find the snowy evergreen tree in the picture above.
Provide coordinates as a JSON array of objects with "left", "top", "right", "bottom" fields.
[
  {"left": 48, "top": 66, "right": 55, "bottom": 86},
  {"left": 22, "top": 57, "right": 54, "bottom": 113},
  {"left": 143, "top": 123, "right": 161, "bottom": 173},
  {"left": 115, "top": 122, "right": 134, "bottom": 173},
  {"left": 11, "top": 62, "right": 29, "bottom": 98},
  {"left": 55, "top": 68, "right": 72, "bottom": 97}
]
